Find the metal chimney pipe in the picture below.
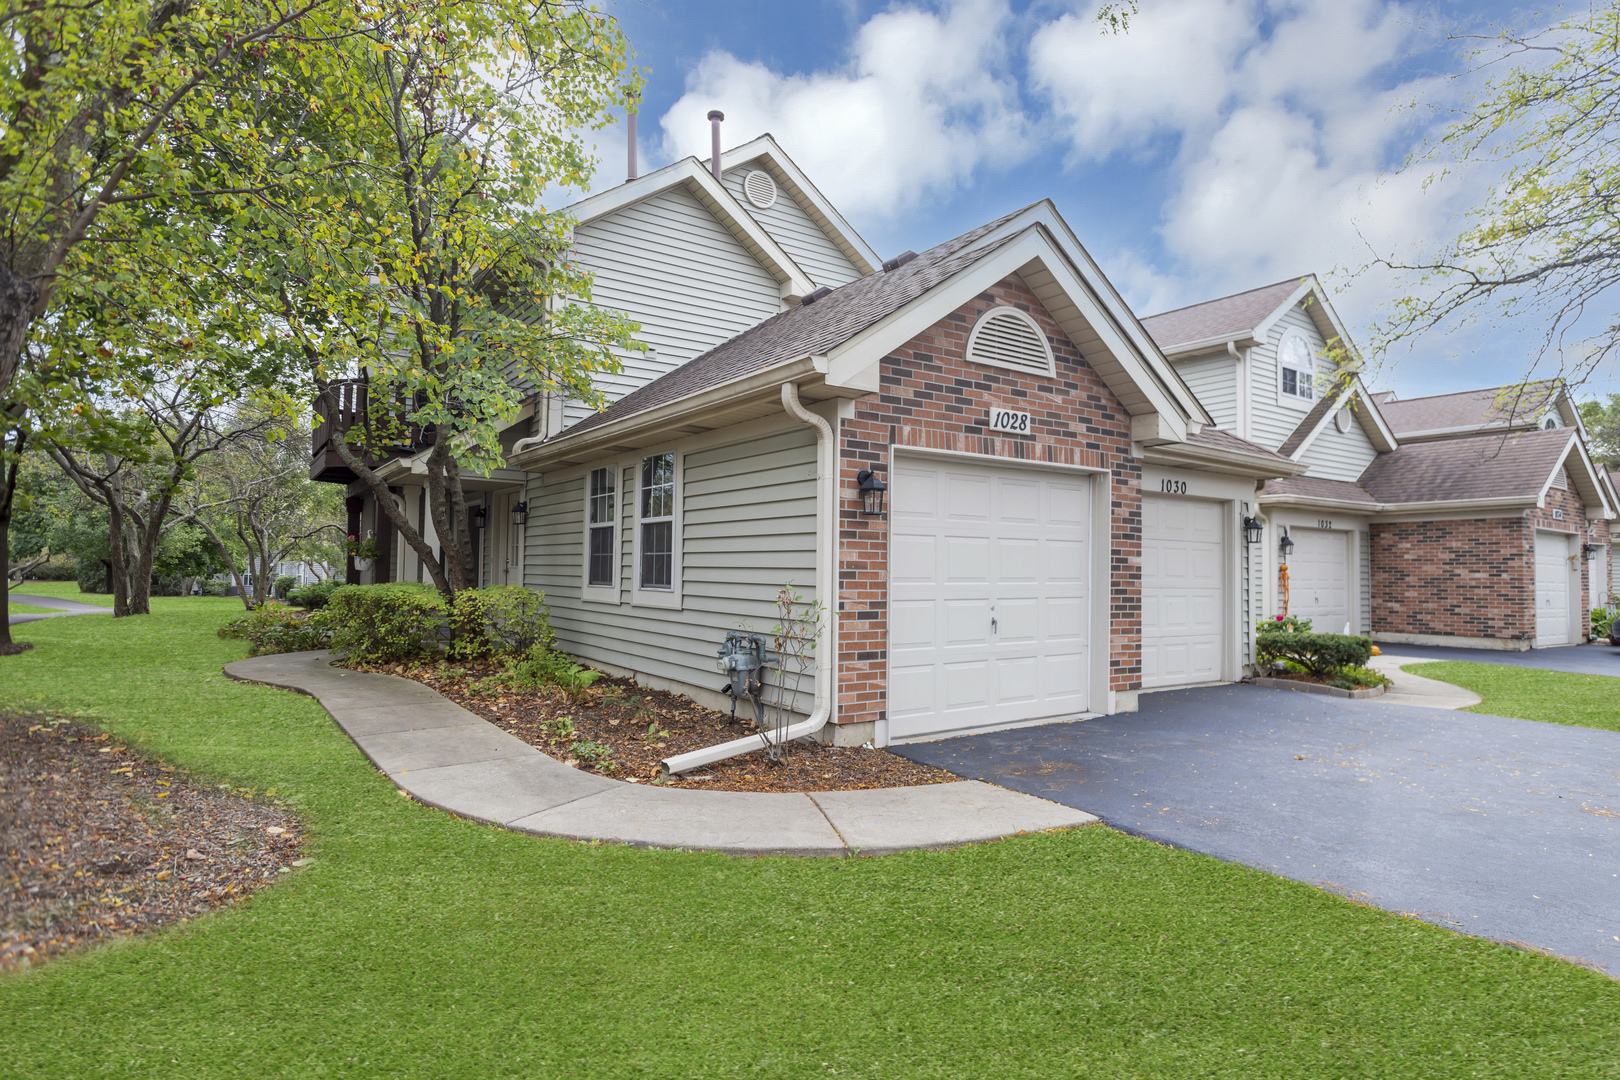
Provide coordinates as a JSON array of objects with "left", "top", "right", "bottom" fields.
[
  {"left": 707, "top": 110, "right": 724, "bottom": 181},
  {"left": 626, "top": 105, "right": 638, "bottom": 181}
]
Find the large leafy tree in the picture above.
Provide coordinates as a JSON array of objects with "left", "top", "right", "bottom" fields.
[
  {"left": 1366, "top": 4, "right": 1620, "bottom": 381},
  {"left": 1579, "top": 394, "right": 1620, "bottom": 469},
  {"left": 234, "top": 0, "right": 641, "bottom": 597}
]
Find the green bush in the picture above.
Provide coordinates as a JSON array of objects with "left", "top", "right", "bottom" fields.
[
  {"left": 272, "top": 574, "right": 297, "bottom": 600},
  {"left": 23, "top": 557, "right": 77, "bottom": 581},
  {"left": 288, "top": 580, "right": 341, "bottom": 610},
  {"left": 1593, "top": 608, "right": 1615, "bottom": 640},
  {"left": 76, "top": 559, "right": 109, "bottom": 594},
  {"left": 324, "top": 583, "right": 447, "bottom": 663},
  {"left": 219, "top": 604, "right": 332, "bottom": 656},
  {"left": 487, "top": 645, "right": 602, "bottom": 701},
  {"left": 1257, "top": 613, "right": 1313, "bottom": 635},
  {"left": 1334, "top": 664, "right": 1391, "bottom": 690},
  {"left": 202, "top": 579, "right": 229, "bottom": 597},
  {"left": 447, "top": 586, "right": 555, "bottom": 661},
  {"left": 1256, "top": 632, "right": 1373, "bottom": 677}
]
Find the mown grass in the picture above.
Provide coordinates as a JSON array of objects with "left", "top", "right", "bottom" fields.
[
  {"left": 1, "top": 604, "right": 1617, "bottom": 1079},
  {"left": 1403, "top": 660, "right": 1620, "bottom": 734},
  {"left": 5, "top": 601, "right": 57, "bottom": 615}
]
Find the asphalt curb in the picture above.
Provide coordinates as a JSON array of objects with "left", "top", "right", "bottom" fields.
[{"left": 224, "top": 650, "right": 1098, "bottom": 857}]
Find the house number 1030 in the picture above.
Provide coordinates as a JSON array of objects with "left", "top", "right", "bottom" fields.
[
  {"left": 1159, "top": 479, "right": 1188, "bottom": 495},
  {"left": 988, "top": 409, "right": 1031, "bottom": 434}
]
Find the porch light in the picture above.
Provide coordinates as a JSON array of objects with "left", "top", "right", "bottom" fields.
[
  {"left": 1242, "top": 516, "right": 1264, "bottom": 545},
  {"left": 1278, "top": 527, "right": 1295, "bottom": 561},
  {"left": 511, "top": 501, "right": 528, "bottom": 526},
  {"left": 855, "top": 469, "right": 887, "bottom": 516},
  {"left": 1582, "top": 543, "right": 1601, "bottom": 559},
  {"left": 470, "top": 506, "right": 487, "bottom": 528}
]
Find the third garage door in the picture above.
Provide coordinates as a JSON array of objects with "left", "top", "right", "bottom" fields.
[
  {"left": 1141, "top": 495, "right": 1226, "bottom": 688},
  {"left": 1536, "top": 530, "right": 1573, "bottom": 645},
  {"left": 888, "top": 456, "right": 1090, "bottom": 742},
  {"left": 1289, "top": 528, "right": 1349, "bottom": 633}
]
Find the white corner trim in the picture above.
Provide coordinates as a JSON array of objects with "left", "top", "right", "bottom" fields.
[{"left": 630, "top": 449, "right": 683, "bottom": 610}]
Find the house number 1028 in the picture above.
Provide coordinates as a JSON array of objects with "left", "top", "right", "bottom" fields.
[{"left": 988, "top": 409, "right": 1031, "bottom": 434}]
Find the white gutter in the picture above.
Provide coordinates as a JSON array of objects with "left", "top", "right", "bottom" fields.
[{"left": 660, "top": 381, "right": 834, "bottom": 776}]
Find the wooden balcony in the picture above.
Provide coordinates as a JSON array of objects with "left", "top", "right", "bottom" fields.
[{"left": 311, "top": 379, "right": 438, "bottom": 483}]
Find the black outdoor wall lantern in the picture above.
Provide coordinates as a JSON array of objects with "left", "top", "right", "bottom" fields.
[
  {"left": 1242, "top": 516, "right": 1264, "bottom": 545},
  {"left": 1582, "top": 542, "right": 1601, "bottom": 559},
  {"left": 470, "top": 506, "right": 488, "bottom": 528},
  {"left": 511, "top": 501, "right": 528, "bottom": 526},
  {"left": 856, "top": 469, "right": 887, "bottom": 516},
  {"left": 1278, "top": 527, "right": 1295, "bottom": 561}
]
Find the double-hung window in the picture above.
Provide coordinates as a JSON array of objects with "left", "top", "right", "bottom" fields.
[
  {"left": 639, "top": 452, "right": 675, "bottom": 590},
  {"left": 1278, "top": 331, "right": 1316, "bottom": 405},
  {"left": 586, "top": 466, "right": 616, "bottom": 588}
]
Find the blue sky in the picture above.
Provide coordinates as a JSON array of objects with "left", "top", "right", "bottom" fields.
[{"left": 577, "top": 0, "right": 1614, "bottom": 403}]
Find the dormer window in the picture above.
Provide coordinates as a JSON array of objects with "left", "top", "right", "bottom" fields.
[
  {"left": 1542, "top": 414, "right": 1561, "bottom": 430},
  {"left": 1279, "top": 331, "right": 1316, "bottom": 404}
]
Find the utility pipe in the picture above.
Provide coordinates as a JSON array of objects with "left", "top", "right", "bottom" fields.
[{"left": 660, "top": 381, "right": 834, "bottom": 776}]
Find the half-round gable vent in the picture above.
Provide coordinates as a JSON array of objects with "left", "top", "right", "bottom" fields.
[
  {"left": 743, "top": 169, "right": 778, "bottom": 210},
  {"left": 966, "top": 306, "right": 1054, "bottom": 375}
]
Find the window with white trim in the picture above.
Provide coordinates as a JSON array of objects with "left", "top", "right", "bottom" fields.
[
  {"left": 639, "top": 452, "right": 676, "bottom": 591},
  {"left": 586, "top": 465, "right": 616, "bottom": 588},
  {"left": 1278, "top": 330, "right": 1316, "bottom": 405}
]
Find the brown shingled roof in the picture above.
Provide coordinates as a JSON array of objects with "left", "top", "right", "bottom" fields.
[
  {"left": 1377, "top": 381, "right": 1560, "bottom": 437},
  {"left": 554, "top": 206, "right": 1034, "bottom": 441},
  {"left": 1275, "top": 374, "right": 1358, "bottom": 457},
  {"left": 1356, "top": 427, "right": 1573, "bottom": 504},
  {"left": 1264, "top": 476, "right": 1378, "bottom": 504},
  {"left": 1187, "top": 426, "right": 1293, "bottom": 462},
  {"left": 1140, "top": 277, "right": 1303, "bottom": 351}
]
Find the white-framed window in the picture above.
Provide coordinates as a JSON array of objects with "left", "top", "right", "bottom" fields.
[
  {"left": 633, "top": 450, "right": 682, "bottom": 608},
  {"left": 581, "top": 464, "right": 619, "bottom": 602},
  {"left": 1542, "top": 414, "right": 1562, "bottom": 430},
  {"left": 1277, "top": 329, "right": 1317, "bottom": 408}
]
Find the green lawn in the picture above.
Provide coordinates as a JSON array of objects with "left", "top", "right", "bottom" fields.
[
  {"left": 1, "top": 608, "right": 1617, "bottom": 1079},
  {"left": 11, "top": 580, "right": 119, "bottom": 608},
  {"left": 1403, "top": 661, "right": 1620, "bottom": 734},
  {"left": 5, "top": 600, "right": 58, "bottom": 615}
]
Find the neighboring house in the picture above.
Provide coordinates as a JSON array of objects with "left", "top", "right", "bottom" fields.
[
  {"left": 1142, "top": 278, "right": 1615, "bottom": 650},
  {"left": 314, "top": 132, "right": 1298, "bottom": 746}
]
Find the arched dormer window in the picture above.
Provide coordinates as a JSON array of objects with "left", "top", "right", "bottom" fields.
[{"left": 1278, "top": 329, "right": 1316, "bottom": 405}]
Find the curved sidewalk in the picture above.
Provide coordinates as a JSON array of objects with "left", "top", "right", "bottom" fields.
[
  {"left": 8, "top": 593, "right": 114, "bottom": 626},
  {"left": 224, "top": 651, "right": 1096, "bottom": 856}
]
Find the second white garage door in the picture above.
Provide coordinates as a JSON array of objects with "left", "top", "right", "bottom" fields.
[
  {"left": 1141, "top": 495, "right": 1225, "bottom": 688},
  {"left": 888, "top": 457, "right": 1090, "bottom": 742},
  {"left": 1535, "top": 530, "right": 1573, "bottom": 645},
  {"left": 1289, "top": 528, "right": 1349, "bottom": 633}
]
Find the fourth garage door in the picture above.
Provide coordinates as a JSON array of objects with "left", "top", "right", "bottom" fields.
[
  {"left": 888, "top": 457, "right": 1090, "bottom": 742},
  {"left": 1141, "top": 495, "right": 1226, "bottom": 689}
]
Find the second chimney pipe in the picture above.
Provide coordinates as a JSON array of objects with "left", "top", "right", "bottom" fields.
[
  {"left": 626, "top": 105, "right": 638, "bottom": 181},
  {"left": 707, "top": 110, "right": 724, "bottom": 181}
]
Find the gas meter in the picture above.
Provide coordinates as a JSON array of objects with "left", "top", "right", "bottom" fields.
[{"left": 716, "top": 631, "right": 767, "bottom": 726}]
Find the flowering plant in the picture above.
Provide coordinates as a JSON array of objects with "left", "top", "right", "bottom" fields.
[
  {"left": 1259, "top": 613, "right": 1313, "bottom": 634},
  {"left": 345, "top": 533, "right": 382, "bottom": 562}
]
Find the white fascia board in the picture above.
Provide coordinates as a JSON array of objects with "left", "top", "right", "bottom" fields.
[
  {"left": 1289, "top": 376, "right": 1399, "bottom": 461},
  {"left": 1144, "top": 442, "right": 1304, "bottom": 479},
  {"left": 824, "top": 226, "right": 1190, "bottom": 438},
  {"left": 1161, "top": 333, "right": 1261, "bottom": 359},
  {"left": 1258, "top": 492, "right": 1382, "bottom": 514},
  {"left": 562, "top": 157, "right": 816, "bottom": 299},
  {"left": 1253, "top": 276, "right": 1358, "bottom": 362},
  {"left": 967, "top": 201, "right": 1210, "bottom": 425},
  {"left": 719, "top": 136, "right": 881, "bottom": 275},
  {"left": 1540, "top": 432, "right": 1616, "bottom": 517}
]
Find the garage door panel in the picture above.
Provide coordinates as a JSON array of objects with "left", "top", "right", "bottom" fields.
[
  {"left": 1141, "top": 494, "right": 1227, "bottom": 690},
  {"left": 1536, "top": 531, "right": 1571, "bottom": 645},
  {"left": 888, "top": 457, "right": 1091, "bottom": 741}
]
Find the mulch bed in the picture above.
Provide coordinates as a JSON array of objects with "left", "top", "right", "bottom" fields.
[
  {"left": 353, "top": 660, "right": 960, "bottom": 793},
  {"left": 1, "top": 712, "right": 304, "bottom": 972}
]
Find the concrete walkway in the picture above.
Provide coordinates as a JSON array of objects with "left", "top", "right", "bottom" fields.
[
  {"left": 224, "top": 650, "right": 1096, "bottom": 856},
  {"left": 1367, "top": 653, "right": 1484, "bottom": 710},
  {"left": 7, "top": 592, "right": 114, "bottom": 626}
]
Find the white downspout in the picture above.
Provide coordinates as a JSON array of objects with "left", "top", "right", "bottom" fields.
[{"left": 660, "top": 381, "right": 834, "bottom": 776}]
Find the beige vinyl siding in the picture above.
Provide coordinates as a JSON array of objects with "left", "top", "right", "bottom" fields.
[
  {"left": 1173, "top": 352, "right": 1239, "bottom": 431},
  {"left": 1298, "top": 405, "right": 1379, "bottom": 482},
  {"left": 722, "top": 164, "right": 861, "bottom": 289},
  {"left": 524, "top": 424, "right": 818, "bottom": 712},
  {"left": 566, "top": 185, "right": 784, "bottom": 428},
  {"left": 1358, "top": 531, "right": 1372, "bottom": 633},
  {"left": 1251, "top": 304, "right": 1331, "bottom": 451}
]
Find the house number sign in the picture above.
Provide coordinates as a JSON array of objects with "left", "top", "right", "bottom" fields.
[{"left": 988, "top": 408, "right": 1032, "bottom": 434}]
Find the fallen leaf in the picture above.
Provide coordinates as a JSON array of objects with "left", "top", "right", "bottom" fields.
[{"left": 155, "top": 870, "right": 172, "bottom": 881}]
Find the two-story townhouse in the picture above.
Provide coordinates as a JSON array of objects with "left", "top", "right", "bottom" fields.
[
  {"left": 317, "top": 128, "right": 1303, "bottom": 756},
  {"left": 1141, "top": 278, "right": 1616, "bottom": 650}
]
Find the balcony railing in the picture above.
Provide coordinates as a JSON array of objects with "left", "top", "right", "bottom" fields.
[{"left": 311, "top": 379, "right": 438, "bottom": 483}]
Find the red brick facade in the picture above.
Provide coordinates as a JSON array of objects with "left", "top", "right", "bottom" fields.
[
  {"left": 834, "top": 273, "right": 1140, "bottom": 730},
  {"left": 1370, "top": 479, "right": 1599, "bottom": 643}
]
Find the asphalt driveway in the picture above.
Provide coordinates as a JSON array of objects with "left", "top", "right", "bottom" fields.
[
  {"left": 893, "top": 684, "right": 1620, "bottom": 974},
  {"left": 1375, "top": 640, "right": 1620, "bottom": 677}
]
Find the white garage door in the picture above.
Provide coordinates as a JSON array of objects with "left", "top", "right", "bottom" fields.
[
  {"left": 1141, "top": 495, "right": 1225, "bottom": 688},
  {"left": 1536, "top": 530, "right": 1572, "bottom": 646},
  {"left": 889, "top": 457, "right": 1090, "bottom": 742},
  {"left": 1289, "top": 529, "right": 1349, "bottom": 633}
]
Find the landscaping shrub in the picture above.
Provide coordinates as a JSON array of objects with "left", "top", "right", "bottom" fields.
[
  {"left": 272, "top": 574, "right": 297, "bottom": 600},
  {"left": 288, "top": 580, "right": 341, "bottom": 610},
  {"left": 324, "top": 583, "right": 447, "bottom": 663},
  {"left": 1593, "top": 608, "right": 1615, "bottom": 640},
  {"left": 202, "top": 580, "right": 229, "bottom": 597},
  {"left": 219, "top": 604, "right": 332, "bottom": 656},
  {"left": 1257, "top": 613, "right": 1313, "bottom": 635},
  {"left": 1256, "top": 632, "right": 1374, "bottom": 677},
  {"left": 76, "top": 559, "right": 109, "bottom": 594},
  {"left": 447, "top": 586, "right": 555, "bottom": 661},
  {"left": 24, "top": 557, "right": 77, "bottom": 582},
  {"left": 485, "top": 645, "right": 602, "bottom": 701},
  {"left": 1329, "top": 665, "right": 1391, "bottom": 691}
]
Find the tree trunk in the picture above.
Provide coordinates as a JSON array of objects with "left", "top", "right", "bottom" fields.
[
  {"left": 104, "top": 477, "right": 131, "bottom": 617},
  {"left": 424, "top": 443, "right": 474, "bottom": 592},
  {"left": 0, "top": 423, "right": 22, "bottom": 650},
  {"left": 0, "top": 260, "right": 37, "bottom": 405}
]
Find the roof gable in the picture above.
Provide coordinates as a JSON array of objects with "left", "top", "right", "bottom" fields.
[
  {"left": 1276, "top": 374, "right": 1398, "bottom": 459},
  {"left": 1357, "top": 427, "right": 1611, "bottom": 514},
  {"left": 1142, "top": 274, "right": 1353, "bottom": 361},
  {"left": 718, "top": 135, "right": 881, "bottom": 276}
]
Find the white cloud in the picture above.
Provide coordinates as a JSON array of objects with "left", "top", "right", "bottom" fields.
[{"left": 656, "top": 0, "right": 1029, "bottom": 217}]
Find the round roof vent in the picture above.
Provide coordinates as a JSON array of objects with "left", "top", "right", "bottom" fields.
[
  {"left": 966, "top": 306, "right": 1054, "bottom": 376},
  {"left": 1335, "top": 406, "right": 1353, "bottom": 433},
  {"left": 743, "top": 169, "right": 777, "bottom": 210}
]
